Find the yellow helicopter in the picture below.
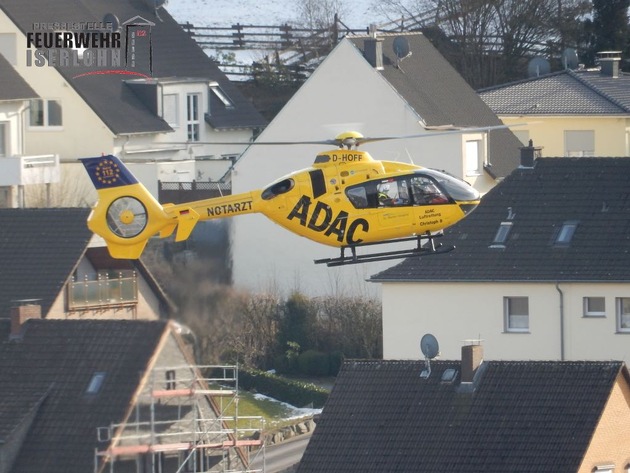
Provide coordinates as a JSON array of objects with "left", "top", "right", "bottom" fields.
[{"left": 80, "top": 130, "right": 484, "bottom": 266}]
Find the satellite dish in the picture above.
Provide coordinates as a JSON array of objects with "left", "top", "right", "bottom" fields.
[
  {"left": 103, "top": 13, "right": 120, "bottom": 32},
  {"left": 562, "top": 47, "right": 578, "bottom": 70},
  {"left": 420, "top": 333, "right": 439, "bottom": 359},
  {"left": 393, "top": 36, "right": 411, "bottom": 59},
  {"left": 527, "top": 56, "right": 550, "bottom": 78}
]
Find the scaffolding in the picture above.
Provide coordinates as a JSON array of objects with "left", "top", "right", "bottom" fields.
[{"left": 94, "top": 365, "right": 266, "bottom": 473}]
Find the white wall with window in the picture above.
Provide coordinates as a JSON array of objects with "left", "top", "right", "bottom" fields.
[
  {"left": 463, "top": 133, "right": 486, "bottom": 177},
  {"left": 28, "top": 98, "right": 62, "bottom": 128},
  {"left": 380, "top": 281, "right": 630, "bottom": 361}
]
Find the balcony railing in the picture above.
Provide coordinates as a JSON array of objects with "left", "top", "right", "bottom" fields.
[{"left": 68, "top": 272, "right": 138, "bottom": 310}]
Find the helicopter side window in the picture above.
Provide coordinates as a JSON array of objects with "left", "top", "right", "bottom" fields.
[
  {"left": 261, "top": 178, "right": 294, "bottom": 200},
  {"left": 376, "top": 179, "right": 410, "bottom": 207},
  {"left": 346, "top": 186, "right": 369, "bottom": 209},
  {"left": 410, "top": 176, "right": 449, "bottom": 205}
]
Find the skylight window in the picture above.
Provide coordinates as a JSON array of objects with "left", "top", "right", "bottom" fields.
[
  {"left": 490, "top": 221, "right": 512, "bottom": 247},
  {"left": 554, "top": 221, "right": 579, "bottom": 246},
  {"left": 86, "top": 372, "right": 106, "bottom": 395}
]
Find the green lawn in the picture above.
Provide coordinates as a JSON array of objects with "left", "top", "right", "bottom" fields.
[{"left": 216, "top": 389, "right": 320, "bottom": 434}]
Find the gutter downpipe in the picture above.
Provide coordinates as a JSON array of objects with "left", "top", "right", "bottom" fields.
[{"left": 555, "top": 283, "right": 565, "bottom": 360}]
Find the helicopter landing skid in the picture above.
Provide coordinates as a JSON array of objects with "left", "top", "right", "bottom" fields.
[{"left": 314, "top": 234, "right": 454, "bottom": 267}]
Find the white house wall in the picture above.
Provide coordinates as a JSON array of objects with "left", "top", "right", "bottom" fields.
[
  {"left": 0, "top": 101, "right": 27, "bottom": 157},
  {"left": 382, "top": 281, "right": 630, "bottom": 362},
  {"left": 231, "top": 39, "right": 469, "bottom": 297},
  {"left": 0, "top": 12, "right": 116, "bottom": 162}
]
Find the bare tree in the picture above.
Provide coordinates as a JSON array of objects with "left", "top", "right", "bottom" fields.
[
  {"left": 372, "top": 0, "right": 591, "bottom": 86},
  {"left": 297, "top": 0, "right": 348, "bottom": 29}
]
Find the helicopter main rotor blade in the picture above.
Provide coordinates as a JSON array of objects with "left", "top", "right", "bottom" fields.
[
  {"left": 158, "top": 123, "right": 530, "bottom": 147},
  {"left": 355, "top": 123, "right": 529, "bottom": 145}
]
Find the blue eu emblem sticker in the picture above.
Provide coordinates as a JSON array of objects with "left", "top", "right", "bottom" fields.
[{"left": 95, "top": 159, "right": 121, "bottom": 186}]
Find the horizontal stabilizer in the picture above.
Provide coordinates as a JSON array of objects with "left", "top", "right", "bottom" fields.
[{"left": 175, "top": 208, "right": 200, "bottom": 242}]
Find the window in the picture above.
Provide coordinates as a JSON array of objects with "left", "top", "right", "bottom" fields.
[
  {"left": 491, "top": 222, "right": 513, "bottom": 247},
  {"left": 0, "top": 122, "right": 7, "bottom": 157},
  {"left": 0, "top": 33, "right": 17, "bottom": 65},
  {"left": 465, "top": 139, "right": 481, "bottom": 175},
  {"left": 583, "top": 297, "right": 605, "bottom": 317},
  {"left": 166, "top": 370, "right": 176, "bottom": 390},
  {"left": 162, "top": 93, "right": 179, "bottom": 127},
  {"left": 261, "top": 178, "right": 294, "bottom": 200},
  {"left": 504, "top": 296, "right": 529, "bottom": 332},
  {"left": 347, "top": 186, "right": 368, "bottom": 208},
  {"left": 554, "top": 221, "right": 578, "bottom": 246},
  {"left": 616, "top": 297, "right": 630, "bottom": 332},
  {"left": 86, "top": 372, "right": 106, "bottom": 394},
  {"left": 186, "top": 93, "right": 200, "bottom": 141},
  {"left": 564, "top": 130, "right": 594, "bottom": 157},
  {"left": 29, "top": 99, "right": 62, "bottom": 127}
]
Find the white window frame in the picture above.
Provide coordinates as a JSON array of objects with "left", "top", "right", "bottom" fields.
[
  {"left": 564, "top": 130, "right": 594, "bottom": 157},
  {"left": 504, "top": 296, "right": 529, "bottom": 332},
  {"left": 616, "top": 297, "right": 630, "bottom": 332},
  {"left": 583, "top": 297, "right": 605, "bottom": 317},
  {"left": 162, "top": 93, "right": 179, "bottom": 127},
  {"left": 186, "top": 93, "right": 200, "bottom": 142},
  {"left": 28, "top": 98, "right": 63, "bottom": 129},
  {"left": 465, "top": 138, "right": 482, "bottom": 176}
]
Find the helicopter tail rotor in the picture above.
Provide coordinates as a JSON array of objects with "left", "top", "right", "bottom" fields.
[{"left": 80, "top": 155, "right": 194, "bottom": 259}]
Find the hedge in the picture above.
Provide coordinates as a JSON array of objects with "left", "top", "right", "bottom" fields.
[{"left": 239, "top": 368, "right": 329, "bottom": 409}]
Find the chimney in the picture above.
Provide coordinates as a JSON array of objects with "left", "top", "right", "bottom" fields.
[
  {"left": 364, "top": 27, "right": 383, "bottom": 70},
  {"left": 598, "top": 51, "right": 621, "bottom": 78},
  {"left": 461, "top": 343, "right": 483, "bottom": 383},
  {"left": 519, "top": 139, "right": 542, "bottom": 169},
  {"left": 10, "top": 302, "right": 42, "bottom": 338}
]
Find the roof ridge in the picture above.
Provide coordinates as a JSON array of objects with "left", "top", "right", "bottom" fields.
[{"left": 568, "top": 69, "right": 630, "bottom": 112}]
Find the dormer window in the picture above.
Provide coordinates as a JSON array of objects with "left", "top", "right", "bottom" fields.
[
  {"left": 209, "top": 82, "right": 233, "bottom": 109},
  {"left": 554, "top": 220, "right": 578, "bottom": 246},
  {"left": 490, "top": 222, "right": 512, "bottom": 248}
]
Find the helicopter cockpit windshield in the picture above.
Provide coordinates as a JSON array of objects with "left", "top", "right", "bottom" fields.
[
  {"left": 345, "top": 170, "right": 479, "bottom": 210},
  {"left": 420, "top": 169, "right": 480, "bottom": 203}
]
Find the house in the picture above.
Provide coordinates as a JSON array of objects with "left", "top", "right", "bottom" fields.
[
  {"left": 479, "top": 52, "right": 630, "bottom": 158},
  {"left": 297, "top": 347, "right": 630, "bottom": 473},
  {"left": 0, "top": 317, "right": 259, "bottom": 473},
  {"left": 370, "top": 150, "right": 630, "bottom": 361},
  {"left": 230, "top": 32, "right": 523, "bottom": 296},
  {"left": 0, "top": 207, "right": 173, "bottom": 320},
  {"left": 0, "top": 52, "right": 60, "bottom": 208},
  {"left": 0, "top": 0, "right": 266, "bottom": 203}
]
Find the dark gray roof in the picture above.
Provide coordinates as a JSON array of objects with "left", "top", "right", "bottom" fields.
[
  {"left": 479, "top": 69, "right": 630, "bottom": 115},
  {"left": 0, "top": 53, "right": 38, "bottom": 101},
  {"left": 0, "top": 0, "right": 266, "bottom": 134},
  {"left": 0, "top": 318, "right": 169, "bottom": 473},
  {"left": 298, "top": 359, "right": 625, "bottom": 473},
  {"left": 348, "top": 33, "right": 523, "bottom": 178},
  {"left": 0, "top": 208, "right": 173, "bottom": 318},
  {"left": 0, "top": 208, "right": 92, "bottom": 318},
  {"left": 371, "top": 157, "right": 630, "bottom": 282}
]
